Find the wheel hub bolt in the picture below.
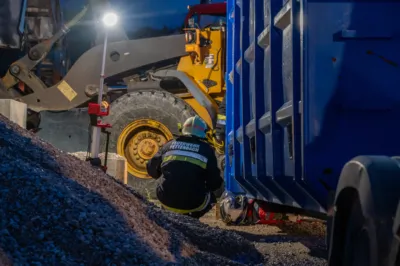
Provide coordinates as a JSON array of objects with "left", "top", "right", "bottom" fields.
[{"left": 10, "top": 65, "right": 20, "bottom": 75}]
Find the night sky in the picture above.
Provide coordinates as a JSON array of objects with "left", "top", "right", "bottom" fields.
[
  {"left": 62, "top": 0, "right": 225, "bottom": 63},
  {"left": 64, "top": 0, "right": 225, "bottom": 30}
]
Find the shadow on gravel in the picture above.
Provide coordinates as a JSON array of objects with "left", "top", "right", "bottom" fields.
[
  {"left": 276, "top": 221, "right": 328, "bottom": 260},
  {"left": 0, "top": 247, "right": 12, "bottom": 266},
  {"left": 0, "top": 123, "right": 171, "bottom": 265},
  {"left": 146, "top": 206, "right": 264, "bottom": 265},
  {"left": 225, "top": 229, "right": 328, "bottom": 261},
  {"left": 0, "top": 120, "right": 264, "bottom": 265}
]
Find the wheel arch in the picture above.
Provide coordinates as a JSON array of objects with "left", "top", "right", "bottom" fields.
[
  {"left": 329, "top": 155, "right": 400, "bottom": 265},
  {"left": 121, "top": 77, "right": 221, "bottom": 129},
  {"left": 152, "top": 69, "right": 219, "bottom": 129}
]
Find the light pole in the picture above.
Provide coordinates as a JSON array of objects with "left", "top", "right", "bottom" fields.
[{"left": 90, "top": 12, "right": 118, "bottom": 160}]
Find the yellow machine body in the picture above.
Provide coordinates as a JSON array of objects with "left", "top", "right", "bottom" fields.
[
  {"left": 177, "top": 26, "right": 226, "bottom": 128},
  {"left": 117, "top": 26, "right": 227, "bottom": 179}
]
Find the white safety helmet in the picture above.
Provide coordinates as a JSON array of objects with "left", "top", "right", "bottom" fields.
[
  {"left": 219, "top": 191, "right": 250, "bottom": 225},
  {"left": 182, "top": 115, "right": 207, "bottom": 138}
]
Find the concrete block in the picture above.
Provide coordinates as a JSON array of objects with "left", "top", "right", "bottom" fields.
[
  {"left": 69, "top": 151, "right": 128, "bottom": 184},
  {"left": 0, "top": 99, "right": 27, "bottom": 128},
  {"left": 38, "top": 108, "right": 89, "bottom": 153},
  {"left": 99, "top": 153, "right": 128, "bottom": 184}
]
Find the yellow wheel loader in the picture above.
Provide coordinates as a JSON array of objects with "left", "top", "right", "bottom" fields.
[{"left": 0, "top": 2, "right": 227, "bottom": 198}]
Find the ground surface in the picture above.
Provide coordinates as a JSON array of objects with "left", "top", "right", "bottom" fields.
[
  {"left": 0, "top": 115, "right": 262, "bottom": 265},
  {"left": 150, "top": 199, "right": 329, "bottom": 265},
  {"left": 201, "top": 209, "right": 328, "bottom": 266},
  {"left": 0, "top": 114, "right": 329, "bottom": 265}
]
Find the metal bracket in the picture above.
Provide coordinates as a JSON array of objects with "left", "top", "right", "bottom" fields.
[{"left": 9, "top": 63, "right": 47, "bottom": 93}]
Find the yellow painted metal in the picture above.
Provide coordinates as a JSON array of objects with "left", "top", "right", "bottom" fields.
[
  {"left": 183, "top": 97, "right": 212, "bottom": 128},
  {"left": 184, "top": 29, "right": 204, "bottom": 64},
  {"left": 117, "top": 119, "right": 173, "bottom": 179},
  {"left": 176, "top": 26, "right": 226, "bottom": 129},
  {"left": 181, "top": 95, "right": 225, "bottom": 155},
  {"left": 117, "top": 25, "right": 227, "bottom": 175},
  {"left": 178, "top": 28, "right": 225, "bottom": 95},
  {"left": 57, "top": 80, "right": 77, "bottom": 101}
]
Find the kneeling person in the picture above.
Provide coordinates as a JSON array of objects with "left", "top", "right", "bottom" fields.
[{"left": 146, "top": 115, "right": 222, "bottom": 219}]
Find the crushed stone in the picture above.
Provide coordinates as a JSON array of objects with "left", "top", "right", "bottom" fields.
[{"left": 0, "top": 115, "right": 262, "bottom": 265}]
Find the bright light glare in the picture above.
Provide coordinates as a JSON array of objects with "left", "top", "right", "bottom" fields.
[{"left": 102, "top": 12, "right": 118, "bottom": 27}]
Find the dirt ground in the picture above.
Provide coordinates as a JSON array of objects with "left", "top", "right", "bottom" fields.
[
  {"left": 200, "top": 207, "right": 328, "bottom": 265},
  {"left": 150, "top": 199, "right": 328, "bottom": 265}
]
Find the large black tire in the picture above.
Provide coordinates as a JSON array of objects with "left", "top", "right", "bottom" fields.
[
  {"left": 101, "top": 89, "right": 195, "bottom": 199},
  {"left": 328, "top": 156, "right": 400, "bottom": 266},
  {"left": 341, "top": 196, "right": 395, "bottom": 266},
  {"left": 342, "top": 197, "right": 374, "bottom": 266}
]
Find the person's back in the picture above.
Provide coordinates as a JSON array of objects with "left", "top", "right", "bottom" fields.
[{"left": 146, "top": 116, "right": 222, "bottom": 218}]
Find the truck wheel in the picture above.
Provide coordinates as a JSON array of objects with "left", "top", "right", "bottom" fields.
[
  {"left": 329, "top": 156, "right": 400, "bottom": 266},
  {"left": 389, "top": 203, "right": 400, "bottom": 266},
  {"left": 342, "top": 197, "right": 373, "bottom": 266},
  {"left": 102, "top": 89, "right": 195, "bottom": 199}
]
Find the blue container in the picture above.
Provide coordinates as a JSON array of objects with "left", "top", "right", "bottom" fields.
[{"left": 225, "top": 0, "right": 400, "bottom": 216}]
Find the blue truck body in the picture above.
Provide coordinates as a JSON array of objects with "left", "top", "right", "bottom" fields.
[{"left": 225, "top": 0, "right": 400, "bottom": 216}]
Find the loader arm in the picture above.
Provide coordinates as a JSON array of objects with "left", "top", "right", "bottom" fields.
[{"left": 5, "top": 34, "right": 187, "bottom": 112}]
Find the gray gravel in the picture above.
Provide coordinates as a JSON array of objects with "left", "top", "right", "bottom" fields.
[
  {"left": 201, "top": 210, "right": 328, "bottom": 265},
  {"left": 254, "top": 236, "right": 327, "bottom": 265},
  {"left": 0, "top": 115, "right": 263, "bottom": 265},
  {"left": 0, "top": 114, "right": 328, "bottom": 265}
]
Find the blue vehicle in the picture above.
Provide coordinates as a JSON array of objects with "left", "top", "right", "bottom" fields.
[{"left": 223, "top": 0, "right": 400, "bottom": 264}]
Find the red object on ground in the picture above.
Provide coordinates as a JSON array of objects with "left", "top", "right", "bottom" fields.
[
  {"left": 246, "top": 200, "right": 303, "bottom": 225},
  {"left": 256, "top": 210, "right": 284, "bottom": 225}
]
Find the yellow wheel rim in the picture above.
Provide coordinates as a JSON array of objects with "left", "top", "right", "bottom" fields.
[{"left": 117, "top": 119, "right": 173, "bottom": 179}]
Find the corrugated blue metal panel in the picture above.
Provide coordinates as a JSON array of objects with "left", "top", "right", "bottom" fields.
[
  {"left": 226, "top": 0, "right": 245, "bottom": 195},
  {"left": 226, "top": 0, "right": 400, "bottom": 215}
]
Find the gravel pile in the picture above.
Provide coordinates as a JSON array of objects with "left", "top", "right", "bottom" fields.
[{"left": 0, "top": 115, "right": 262, "bottom": 265}]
